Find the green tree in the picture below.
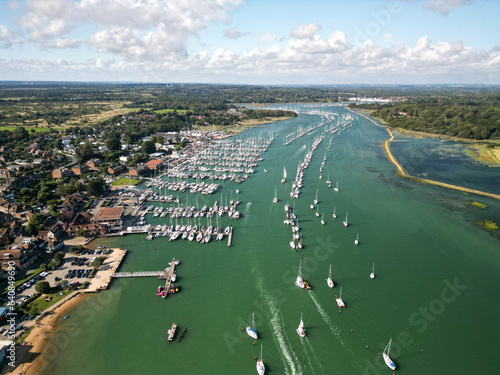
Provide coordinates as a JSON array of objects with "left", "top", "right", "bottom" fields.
[
  {"left": 37, "top": 186, "right": 52, "bottom": 204},
  {"left": 87, "top": 177, "right": 106, "bottom": 197},
  {"left": 141, "top": 140, "right": 156, "bottom": 154},
  {"left": 54, "top": 251, "right": 65, "bottom": 263},
  {"left": 26, "top": 213, "right": 46, "bottom": 235},
  {"left": 105, "top": 137, "right": 121, "bottom": 152},
  {"left": 35, "top": 281, "right": 50, "bottom": 294},
  {"left": 76, "top": 142, "right": 94, "bottom": 162}
]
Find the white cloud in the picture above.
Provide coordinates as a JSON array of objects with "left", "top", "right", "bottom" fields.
[
  {"left": 254, "top": 33, "right": 277, "bottom": 44},
  {"left": 224, "top": 27, "right": 249, "bottom": 39},
  {"left": 423, "top": 0, "right": 471, "bottom": 14},
  {"left": 47, "top": 38, "right": 82, "bottom": 49},
  {"left": 402, "top": 0, "right": 472, "bottom": 14},
  {"left": 290, "top": 22, "right": 322, "bottom": 39},
  {"left": 0, "top": 25, "right": 21, "bottom": 47},
  {"left": 15, "top": 0, "right": 243, "bottom": 52}
]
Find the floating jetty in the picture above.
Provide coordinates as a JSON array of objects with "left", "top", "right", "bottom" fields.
[{"left": 167, "top": 323, "right": 177, "bottom": 342}]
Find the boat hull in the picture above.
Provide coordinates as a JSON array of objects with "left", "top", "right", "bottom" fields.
[
  {"left": 383, "top": 353, "right": 396, "bottom": 370},
  {"left": 246, "top": 327, "right": 258, "bottom": 340}
]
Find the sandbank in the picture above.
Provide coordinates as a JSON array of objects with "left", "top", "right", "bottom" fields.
[{"left": 348, "top": 108, "right": 500, "bottom": 200}]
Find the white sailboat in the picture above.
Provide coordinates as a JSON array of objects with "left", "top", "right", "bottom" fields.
[
  {"left": 383, "top": 338, "right": 396, "bottom": 371},
  {"left": 326, "top": 173, "right": 331, "bottom": 186},
  {"left": 314, "top": 188, "right": 318, "bottom": 205},
  {"left": 354, "top": 233, "right": 359, "bottom": 245},
  {"left": 246, "top": 312, "right": 258, "bottom": 340},
  {"left": 297, "top": 313, "right": 306, "bottom": 338},
  {"left": 273, "top": 186, "right": 278, "bottom": 203},
  {"left": 315, "top": 204, "right": 320, "bottom": 217},
  {"left": 327, "top": 264, "right": 334, "bottom": 288},
  {"left": 336, "top": 286, "right": 345, "bottom": 308},
  {"left": 332, "top": 206, "right": 337, "bottom": 218},
  {"left": 334, "top": 181, "right": 339, "bottom": 192},
  {"left": 256, "top": 344, "right": 265, "bottom": 375},
  {"left": 295, "top": 260, "right": 305, "bottom": 288},
  {"left": 321, "top": 213, "right": 325, "bottom": 225},
  {"left": 343, "top": 211, "right": 349, "bottom": 227},
  {"left": 370, "top": 263, "right": 375, "bottom": 279},
  {"left": 281, "top": 166, "right": 287, "bottom": 184}
]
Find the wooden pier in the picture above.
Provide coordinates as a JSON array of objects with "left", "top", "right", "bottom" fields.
[
  {"left": 227, "top": 227, "right": 233, "bottom": 247},
  {"left": 113, "top": 271, "right": 163, "bottom": 278}
]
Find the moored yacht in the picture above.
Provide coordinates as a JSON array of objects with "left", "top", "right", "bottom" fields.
[
  {"left": 336, "top": 286, "right": 345, "bottom": 308},
  {"left": 256, "top": 344, "right": 265, "bottom": 375},
  {"left": 383, "top": 338, "right": 396, "bottom": 371},
  {"left": 246, "top": 313, "right": 258, "bottom": 340}
]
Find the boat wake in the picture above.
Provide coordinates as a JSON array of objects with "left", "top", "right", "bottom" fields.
[
  {"left": 308, "top": 292, "right": 340, "bottom": 337},
  {"left": 255, "top": 274, "right": 302, "bottom": 375},
  {"left": 304, "top": 337, "right": 325, "bottom": 375},
  {"left": 299, "top": 337, "right": 317, "bottom": 375},
  {"left": 308, "top": 292, "right": 361, "bottom": 369},
  {"left": 244, "top": 202, "right": 251, "bottom": 217}
]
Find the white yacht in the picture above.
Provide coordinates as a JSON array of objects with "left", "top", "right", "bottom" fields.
[
  {"left": 336, "top": 286, "right": 345, "bottom": 308},
  {"left": 327, "top": 264, "right": 334, "bottom": 288},
  {"left": 297, "top": 313, "right": 306, "bottom": 338},
  {"left": 383, "top": 338, "right": 396, "bottom": 371},
  {"left": 295, "top": 260, "right": 305, "bottom": 288},
  {"left": 256, "top": 344, "right": 265, "bottom": 375},
  {"left": 246, "top": 313, "right": 258, "bottom": 340}
]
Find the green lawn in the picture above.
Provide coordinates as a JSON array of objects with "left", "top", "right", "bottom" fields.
[
  {"left": 111, "top": 176, "right": 140, "bottom": 186},
  {"left": 0, "top": 126, "right": 51, "bottom": 133},
  {"left": 153, "top": 108, "right": 187, "bottom": 115},
  {"left": 25, "top": 289, "right": 73, "bottom": 314}
]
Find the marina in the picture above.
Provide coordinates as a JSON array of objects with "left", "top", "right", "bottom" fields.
[{"left": 43, "top": 103, "right": 500, "bottom": 375}]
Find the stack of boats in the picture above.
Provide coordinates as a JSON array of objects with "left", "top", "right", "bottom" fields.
[
  {"left": 284, "top": 203, "right": 302, "bottom": 250},
  {"left": 147, "top": 223, "right": 232, "bottom": 243},
  {"left": 289, "top": 134, "right": 325, "bottom": 199}
]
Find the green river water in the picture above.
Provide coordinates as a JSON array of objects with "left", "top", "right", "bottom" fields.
[{"left": 38, "top": 105, "right": 500, "bottom": 375}]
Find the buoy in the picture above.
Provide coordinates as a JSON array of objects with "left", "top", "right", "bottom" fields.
[
  {"left": 241, "top": 328, "right": 244, "bottom": 331},
  {"left": 253, "top": 357, "right": 257, "bottom": 360},
  {"left": 253, "top": 342, "right": 256, "bottom": 345}
]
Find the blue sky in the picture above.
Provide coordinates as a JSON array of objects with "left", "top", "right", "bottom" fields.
[{"left": 0, "top": 0, "right": 499, "bottom": 84}]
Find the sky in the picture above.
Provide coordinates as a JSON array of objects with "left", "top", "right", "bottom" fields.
[{"left": 0, "top": 0, "right": 499, "bottom": 85}]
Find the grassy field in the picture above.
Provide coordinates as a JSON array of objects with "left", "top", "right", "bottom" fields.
[
  {"left": 153, "top": 108, "right": 187, "bottom": 115},
  {"left": 111, "top": 176, "right": 141, "bottom": 186},
  {"left": 0, "top": 126, "right": 51, "bottom": 133},
  {"left": 25, "top": 289, "right": 73, "bottom": 314}
]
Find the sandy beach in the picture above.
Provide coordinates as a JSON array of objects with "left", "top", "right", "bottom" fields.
[
  {"left": 6, "top": 247, "right": 127, "bottom": 374},
  {"left": 6, "top": 292, "right": 86, "bottom": 375}
]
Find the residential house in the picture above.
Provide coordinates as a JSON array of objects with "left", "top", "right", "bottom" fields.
[
  {"left": 52, "top": 167, "right": 72, "bottom": 179},
  {"left": 71, "top": 164, "right": 89, "bottom": 175},
  {"left": 108, "top": 164, "right": 125, "bottom": 175}
]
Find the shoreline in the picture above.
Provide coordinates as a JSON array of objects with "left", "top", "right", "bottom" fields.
[
  {"left": 348, "top": 108, "right": 500, "bottom": 201},
  {"left": 6, "top": 292, "right": 87, "bottom": 375},
  {"left": 7, "top": 247, "right": 127, "bottom": 374}
]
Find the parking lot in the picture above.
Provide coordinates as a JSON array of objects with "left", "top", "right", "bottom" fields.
[{"left": 11, "top": 247, "right": 112, "bottom": 305}]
